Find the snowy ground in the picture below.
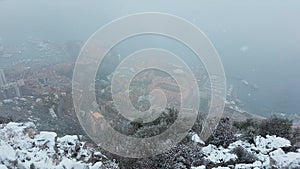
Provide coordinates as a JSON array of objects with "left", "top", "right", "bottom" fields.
[
  {"left": 0, "top": 122, "right": 118, "bottom": 169},
  {"left": 191, "top": 134, "right": 300, "bottom": 169},
  {"left": 1, "top": 122, "right": 300, "bottom": 169}
]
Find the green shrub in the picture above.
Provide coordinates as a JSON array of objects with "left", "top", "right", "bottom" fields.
[
  {"left": 206, "top": 117, "right": 237, "bottom": 147},
  {"left": 233, "top": 119, "right": 260, "bottom": 143},
  {"left": 130, "top": 107, "right": 178, "bottom": 138},
  {"left": 258, "top": 116, "right": 292, "bottom": 139},
  {"left": 234, "top": 116, "right": 293, "bottom": 142}
]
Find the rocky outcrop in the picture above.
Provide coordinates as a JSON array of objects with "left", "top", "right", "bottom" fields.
[
  {"left": 0, "top": 122, "right": 119, "bottom": 169},
  {"left": 192, "top": 135, "right": 300, "bottom": 169}
]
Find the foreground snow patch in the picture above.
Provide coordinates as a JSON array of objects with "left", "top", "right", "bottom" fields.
[
  {"left": 269, "top": 148, "right": 300, "bottom": 168},
  {"left": 255, "top": 135, "right": 291, "bottom": 154},
  {"left": 0, "top": 165, "right": 8, "bottom": 169},
  {"left": 195, "top": 135, "right": 300, "bottom": 169},
  {"left": 0, "top": 122, "right": 118, "bottom": 169},
  {"left": 0, "top": 140, "right": 16, "bottom": 166},
  {"left": 202, "top": 144, "right": 237, "bottom": 163},
  {"left": 191, "top": 133, "right": 205, "bottom": 145}
]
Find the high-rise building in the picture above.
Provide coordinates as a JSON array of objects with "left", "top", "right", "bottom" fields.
[{"left": 0, "top": 69, "right": 6, "bottom": 86}]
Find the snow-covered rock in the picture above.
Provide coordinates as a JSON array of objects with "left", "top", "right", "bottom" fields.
[
  {"left": 228, "top": 140, "right": 253, "bottom": 150},
  {"left": 202, "top": 144, "right": 237, "bottom": 163},
  {"left": 255, "top": 135, "right": 291, "bottom": 154},
  {"left": 0, "top": 165, "right": 8, "bottom": 169},
  {"left": 269, "top": 148, "right": 300, "bottom": 168},
  {"left": 191, "top": 166, "right": 206, "bottom": 169},
  {"left": 200, "top": 135, "right": 299, "bottom": 168},
  {"left": 90, "top": 161, "right": 103, "bottom": 169},
  {"left": 191, "top": 133, "right": 205, "bottom": 145},
  {"left": 0, "top": 140, "right": 16, "bottom": 167},
  {"left": 212, "top": 167, "right": 230, "bottom": 169},
  {"left": 0, "top": 140, "right": 15, "bottom": 161},
  {"left": 56, "top": 158, "right": 89, "bottom": 169},
  {"left": 234, "top": 161, "right": 262, "bottom": 169},
  {"left": 1, "top": 121, "right": 299, "bottom": 169},
  {"left": 0, "top": 122, "right": 118, "bottom": 169}
]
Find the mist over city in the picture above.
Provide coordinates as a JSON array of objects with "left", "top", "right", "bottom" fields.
[{"left": 0, "top": 1, "right": 300, "bottom": 168}]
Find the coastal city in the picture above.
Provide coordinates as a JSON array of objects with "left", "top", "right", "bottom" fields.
[
  {"left": 1, "top": 37, "right": 300, "bottom": 131},
  {"left": 0, "top": 37, "right": 300, "bottom": 168}
]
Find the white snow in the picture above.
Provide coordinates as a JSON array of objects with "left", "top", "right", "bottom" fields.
[
  {"left": 234, "top": 161, "right": 262, "bottom": 169},
  {"left": 191, "top": 166, "right": 206, "bottom": 169},
  {"left": 269, "top": 148, "right": 300, "bottom": 168},
  {"left": 255, "top": 135, "right": 291, "bottom": 154},
  {"left": 202, "top": 144, "right": 237, "bottom": 163},
  {"left": 0, "top": 165, "right": 8, "bottom": 169},
  {"left": 57, "top": 135, "right": 78, "bottom": 143},
  {"left": 56, "top": 158, "right": 89, "bottom": 169},
  {"left": 0, "top": 140, "right": 16, "bottom": 161},
  {"left": 212, "top": 167, "right": 230, "bottom": 169},
  {"left": 1, "top": 121, "right": 300, "bottom": 169},
  {"left": 200, "top": 135, "right": 300, "bottom": 168},
  {"left": 0, "top": 122, "right": 117, "bottom": 169},
  {"left": 191, "top": 133, "right": 205, "bottom": 145},
  {"left": 90, "top": 161, "right": 103, "bottom": 169}
]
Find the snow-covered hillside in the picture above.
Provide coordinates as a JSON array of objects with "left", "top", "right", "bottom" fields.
[
  {"left": 0, "top": 122, "right": 118, "bottom": 169},
  {"left": 1, "top": 122, "right": 300, "bottom": 169}
]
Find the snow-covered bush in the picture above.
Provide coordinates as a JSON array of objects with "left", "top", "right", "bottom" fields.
[{"left": 130, "top": 142, "right": 203, "bottom": 169}]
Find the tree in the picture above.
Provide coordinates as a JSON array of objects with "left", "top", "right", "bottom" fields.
[{"left": 206, "top": 117, "right": 237, "bottom": 147}]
